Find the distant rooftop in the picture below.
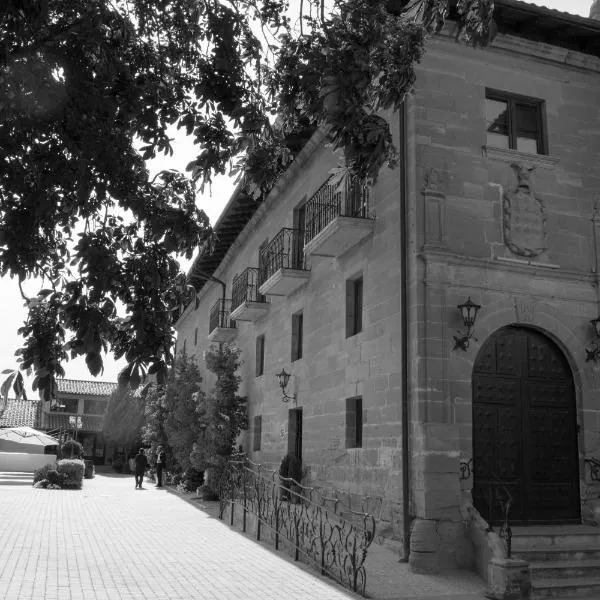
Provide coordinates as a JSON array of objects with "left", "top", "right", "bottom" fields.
[
  {"left": 0, "top": 398, "right": 41, "bottom": 428},
  {"left": 56, "top": 379, "right": 118, "bottom": 397}
]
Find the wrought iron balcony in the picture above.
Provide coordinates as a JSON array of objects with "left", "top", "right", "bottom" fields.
[
  {"left": 208, "top": 298, "right": 237, "bottom": 343},
  {"left": 230, "top": 267, "right": 269, "bottom": 322},
  {"left": 258, "top": 228, "right": 310, "bottom": 297},
  {"left": 304, "top": 175, "right": 374, "bottom": 258},
  {"left": 41, "top": 412, "right": 104, "bottom": 433}
]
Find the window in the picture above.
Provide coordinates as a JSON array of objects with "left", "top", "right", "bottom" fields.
[
  {"left": 291, "top": 311, "right": 303, "bottom": 362},
  {"left": 255, "top": 334, "right": 265, "bottom": 377},
  {"left": 84, "top": 399, "right": 107, "bottom": 415},
  {"left": 195, "top": 295, "right": 200, "bottom": 310},
  {"left": 183, "top": 339, "right": 187, "bottom": 355},
  {"left": 194, "top": 327, "right": 198, "bottom": 346},
  {"left": 253, "top": 415, "right": 262, "bottom": 451},
  {"left": 57, "top": 398, "right": 79, "bottom": 413},
  {"left": 485, "top": 90, "right": 546, "bottom": 154},
  {"left": 346, "top": 397, "right": 363, "bottom": 449},
  {"left": 346, "top": 275, "right": 363, "bottom": 337}
]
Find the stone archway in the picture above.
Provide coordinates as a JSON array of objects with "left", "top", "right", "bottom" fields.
[{"left": 472, "top": 325, "right": 580, "bottom": 524}]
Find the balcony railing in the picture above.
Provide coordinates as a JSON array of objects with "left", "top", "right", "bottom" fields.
[
  {"left": 258, "top": 228, "right": 309, "bottom": 287},
  {"left": 304, "top": 175, "right": 371, "bottom": 245},
  {"left": 231, "top": 268, "right": 267, "bottom": 313},
  {"left": 208, "top": 298, "right": 236, "bottom": 334},
  {"left": 42, "top": 412, "right": 105, "bottom": 433}
]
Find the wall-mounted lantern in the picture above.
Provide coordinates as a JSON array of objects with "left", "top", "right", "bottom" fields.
[
  {"left": 275, "top": 368, "right": 297, "bottom": 403},
  {"left": 453, "top": 297, "right": 481, "bottom": 351},
  {"left": 585, "top": 316, "right": 600, "bottom": 362}
]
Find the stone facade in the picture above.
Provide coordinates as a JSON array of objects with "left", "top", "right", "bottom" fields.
[{"left": 177, "top": 10, "right": 600, "bottom": 577}]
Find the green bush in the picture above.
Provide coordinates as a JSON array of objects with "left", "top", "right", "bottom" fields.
[
  {"left": 46, "top": 470, "right": 62, "bottom": 485},
  {"left": 33, "top": 463, "right": 56, "bottom": 484},
  {"left": 84, "top": 460, "right": 95, "bottom": 479},
  {"left": 57, "top": 459, "right": 85, "bottom": 489},
  {"left": 60, "top": 439, "right": 84, "bottom": 459}
]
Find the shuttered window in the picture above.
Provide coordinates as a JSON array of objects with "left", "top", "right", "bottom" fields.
[
  {"left": 194, "top": 327, "right": 198, "bottom": 346},
  {"left": 291, "top": 311, "right": 303, "bottom": 362},
  {"left": 255, "top": 334, "right": 265, "bottom": 377},
  {"left": 346, "top": 276, "right": 363, "bottom": 337},
  {"left": 253, "top": 415, "right": 262, "bottom": 451},
  {"left": 346, "top": 397, "right": 363, "bottom": 449}
]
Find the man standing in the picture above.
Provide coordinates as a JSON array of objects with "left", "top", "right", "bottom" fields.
[
  {"left": 134, "top": 448, "right": 148, "bottom": 489},
  {"left": 155, "top": 445, "right": 165, "bottom": 487}
]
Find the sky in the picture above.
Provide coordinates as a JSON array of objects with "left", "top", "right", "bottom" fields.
[{"left": 0, "top": 0, "right": 594, "bottom": 395}]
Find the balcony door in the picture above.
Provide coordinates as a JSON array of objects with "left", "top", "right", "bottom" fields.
[{"left": 292, "top": 203, "right": 306, "bottom": 269}]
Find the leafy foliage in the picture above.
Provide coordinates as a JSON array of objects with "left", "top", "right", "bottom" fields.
[
  {"left": 33, "top": 463, "right": 57, "bottom": 484},
  {"left": 57, "top": 458, "right": 85, "bottom": 488},
  {"left": 162, "top": 352, "right": 205, "bottom": 472},
  {"left": 1, "top": 0, "right": 494, "bottom": 401},
  {"left": 103, "top": 386, "right": 146, "bottom": 449},
  {"left": 60, "top": 439, "right": 84, "bottom": 459},
  {"left": 191, "top": 345, "right": 247, "bottom": 493}
]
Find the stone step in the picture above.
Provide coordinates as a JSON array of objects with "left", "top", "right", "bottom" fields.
[
  {"left": 513, "top": 546, "right": 600, "bottom": 562},
  {"left": 532, "top": 576, "right": 600, "bottom": 598},
  {"left": 530, "top": 559, "right": 600, "bottom": 579},
  {"left": 511, "top": 525, "right": 600, "bottom": 551}
]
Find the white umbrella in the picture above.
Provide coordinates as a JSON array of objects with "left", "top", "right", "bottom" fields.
[{"left": 0, "top": 426, "right": 59, "bottom": 446}]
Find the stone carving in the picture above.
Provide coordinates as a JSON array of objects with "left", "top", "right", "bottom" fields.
[
  {"left": 503, "top": 163, "right": 547, "bottom": 257},
  {"left": 514, "top": 298, "right": 535, "bottom": 323},
  {"left": 424, "top": 167, "right": 440, "bottom": 191}
]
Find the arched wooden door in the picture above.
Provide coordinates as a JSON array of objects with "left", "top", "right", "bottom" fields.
[{"left": 472, "top": 326, "right": 580, "bottom": 524}]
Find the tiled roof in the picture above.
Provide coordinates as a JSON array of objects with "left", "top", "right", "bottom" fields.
[
  {"left": 0, "top": 399, "right": 41, "bottom": 428},
  {"left": 56, "top": 379, "right": 118, "bottom": 397}
]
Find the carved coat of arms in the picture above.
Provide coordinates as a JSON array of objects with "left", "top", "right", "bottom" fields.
[{"left": 503, "top": 164, "right": 547, "bottom": 258}]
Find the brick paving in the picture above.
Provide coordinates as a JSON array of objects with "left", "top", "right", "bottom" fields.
[{"left": 0, "top": 471, "right": 486, "bottom": 600}]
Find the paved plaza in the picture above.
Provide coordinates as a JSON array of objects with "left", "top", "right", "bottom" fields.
[{"left": 0, "top": 471, "right": 485, "bottom": 600}]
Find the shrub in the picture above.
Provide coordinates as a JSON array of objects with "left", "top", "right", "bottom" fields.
[
  {"left": 33, "top": 463, "right": 56, "bottom": 484},
  {"left": 84, "top": 460, "right": 95, "bottom": 479},
  {"left": 33, "top": 479, "right": 49, "bottom": 489},
  {"left": 46, "top": 470, "right": 62, "bottom": 485},
  {"left": 180, "top": 468, "right": 204, "bottom": 492},
  {"left": 57, "top": 459, "right": 85, "bottom": 489},
  {"left": 60, "top": 440, "right": 84, "bottom": 459}
]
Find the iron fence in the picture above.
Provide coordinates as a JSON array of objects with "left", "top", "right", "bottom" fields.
[
  {"left": 208, "top": 298, "right": 236, "bottom": 334},
  {"left": 218, "top": 455, "right": 375, "bottom": 596},
  {"left": 304, "top": 175, "right": 371, "bottom": 245},
  {"left": 258, "top": 228, "right": 309, "bottom": 286},
  {"left": 231, "top": 267, "right": 267, "bottom": 313}
]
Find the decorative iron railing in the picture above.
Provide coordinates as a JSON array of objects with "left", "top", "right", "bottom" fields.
[
  {"left": 258, "top": 228, "right": 309, "bottom": 286},
  {"left": 584, "top": 456, "right": 600, "bottom": 482},
  {"left": 208, "top": 298, "right": 236, "bottom": 334},
  {"left": 460, "top": 457, "right": 473, "bottom": 480},
  {"left": 218, "top": 455, "right": 375, "bottom": 596},
  {"left": 477, "top": 474, "right": 513, "bottom": 558},
  {"left": 304, "top": 175, "right": 371, "bottom": 245},
  {"left": 231, "top": 267, "right": 267, "bottom": 313}
]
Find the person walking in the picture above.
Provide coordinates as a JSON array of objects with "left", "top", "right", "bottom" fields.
[
  {"left": 134, "top": 448, "right": 148, "bottom": 489},
  {"left": 155, "top": 445, "right": 165, "bottom": 487}
]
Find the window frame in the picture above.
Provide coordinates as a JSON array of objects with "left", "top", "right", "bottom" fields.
[
  {"left": 255, "top": 334, "right": 265, "bottom": 377},
  {"left": 345, "top": 396, "right": 363, "bottom": 449},
  {"left": 346, "top": 275, "right": 363, "bottom": 338},
  {"left": 291, "top": 310, "right": 304, "bottom": 362},
  {"left": 485, "top": 89, "right": 547, "bottom": 155}
]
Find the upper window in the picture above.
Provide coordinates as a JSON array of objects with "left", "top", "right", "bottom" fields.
[
  {"left": 194, "top": 327, "right": 198, "bottom": 346},
  {"left": 485, "top": 90, "right": 546, "bottom": 155},
  {"left": 57, "top": 398, "right": 79, "bottom": 413},
  {"left": 255, "top": 334, "right": 265, "bottom": 377},
  {"left": 291, "top": 311, "right": 303, "bottom": 362},
  {"left": 346, "top": 275, "right": 363, "bottom": 338}
]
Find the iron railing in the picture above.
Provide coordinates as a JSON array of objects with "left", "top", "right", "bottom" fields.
[
  {"left": 584, "top": 456, "right": 600, "bottom": 482},
  {"left": 231, "top": 267, "right": 267, "bottom": 313},
  {"left": 258, "top": 228, "right": 309, "bottom": 286},
  {"left": 219, "top": 455, "right": 375, "bottom": 596},
  {"left": 304, "top": 175, "right": 371, "bottom": 245},
  {"left": 208, "top": 298, "right": 236, "bottom": 334}
]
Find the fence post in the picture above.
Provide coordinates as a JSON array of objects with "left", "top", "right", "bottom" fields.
[{"left": 242, "top": 470, "right": 247, "bottom": 533}]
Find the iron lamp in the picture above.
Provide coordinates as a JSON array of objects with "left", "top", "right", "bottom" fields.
[
  {"left": 275, "top": 368, "right": 297, "bottom": 403},
  {"left": 453, "top": 297, "right": 481, "bottom": 351},
  {"left": 585, "top": 316, "right": 600, "bottom": 362}
]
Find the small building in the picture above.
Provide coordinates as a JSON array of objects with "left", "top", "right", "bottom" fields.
[{"left": 38, "top": 379, "right": 117, "bottom": 465}]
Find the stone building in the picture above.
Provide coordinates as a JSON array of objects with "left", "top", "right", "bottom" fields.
[
  {"left": 176, "top": 0, "right": 600, "bottom": 589},
  {"left": 39, "top": 379, "right": 117, "bottom": 465}
]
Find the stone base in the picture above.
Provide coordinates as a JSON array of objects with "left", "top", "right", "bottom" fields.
[{"left": 486, "top": 557, "right": 531, "bottom": 600}]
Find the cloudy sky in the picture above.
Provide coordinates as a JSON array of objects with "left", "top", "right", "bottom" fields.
[{"left": 0, "top": 0, "right": 595, "bottom": 395}]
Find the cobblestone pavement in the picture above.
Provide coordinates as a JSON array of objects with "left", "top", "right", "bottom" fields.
[{"left": 0, "top": 471, "right": 486, "bottom": 600}]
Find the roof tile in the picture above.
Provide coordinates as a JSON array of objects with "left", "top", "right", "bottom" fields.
[
  {"left": 0, "top": 399, "right": 41, "bottom": 428},
  {"left": 56, "top": 379, "right": 118, "bottom": 397}
]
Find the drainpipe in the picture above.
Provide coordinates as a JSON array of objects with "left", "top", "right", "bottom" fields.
[
  {"left": 399, "top": 101, "right": 411, "bottom": 562},
  {"left": 191, "top": 268, "right": 227, "bottom": 326}
]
